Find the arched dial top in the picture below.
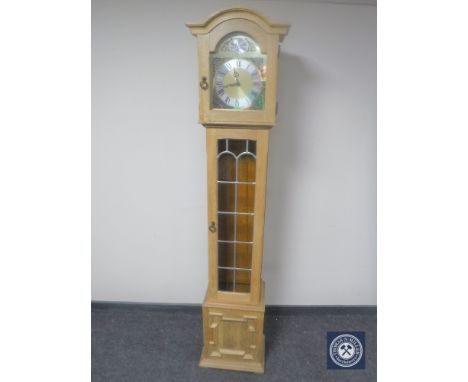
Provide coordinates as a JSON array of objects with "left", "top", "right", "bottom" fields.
[
  {"left": 217, "top": 34, "right": 261, "bottom": 54},
  {"left": 211, "top": 33, "right": 267, "bottom": 111}
]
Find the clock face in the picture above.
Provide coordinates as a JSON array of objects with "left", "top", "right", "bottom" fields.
[
  {"left": 210, "top": 34, "right": 267, "bottom": 111},
  {"left": 213, "top": 59, "right": 263, "bottom": 109}
]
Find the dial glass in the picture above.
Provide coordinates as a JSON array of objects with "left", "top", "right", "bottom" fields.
[{"left": 210, "top": 33, "right": 267, "bottom": 111}]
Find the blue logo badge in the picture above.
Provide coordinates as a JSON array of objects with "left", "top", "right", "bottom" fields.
[{"left": 327, "top": 331, "right": 365, "bottom": 369}]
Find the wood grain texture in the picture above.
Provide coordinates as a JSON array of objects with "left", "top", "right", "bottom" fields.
[{"left": 200, "top": 282, "right": 266, "bottom": 374}]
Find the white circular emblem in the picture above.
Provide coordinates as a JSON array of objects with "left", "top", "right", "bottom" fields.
[{"left": 329, "top": 334, "right": 363, "bottom": 368}]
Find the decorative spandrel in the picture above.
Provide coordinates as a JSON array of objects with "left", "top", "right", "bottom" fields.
[{"left": 217, "top": 139, "right": 256, "bottom": 293}]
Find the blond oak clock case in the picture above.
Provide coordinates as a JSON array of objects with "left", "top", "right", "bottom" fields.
[
  {"left": 187, "top": 8, "right": 289, "bottom": 374},
  {"left": 187, "top": 8, "right": 289, "bottom": 128}
]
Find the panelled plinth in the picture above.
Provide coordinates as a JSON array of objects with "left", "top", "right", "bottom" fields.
[{"left": 199, "top": 282, "right": 266, "bottom": 374}]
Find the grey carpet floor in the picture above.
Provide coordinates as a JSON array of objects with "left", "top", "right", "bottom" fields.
[{"left": 92, "top": 304, "right": 376, "bottom": 382}]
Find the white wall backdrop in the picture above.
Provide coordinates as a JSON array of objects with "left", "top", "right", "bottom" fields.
[{"left": 92, "top": 0, "right": 376, "bottom": 305}]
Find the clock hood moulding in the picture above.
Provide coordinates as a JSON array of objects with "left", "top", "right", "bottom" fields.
[{"left": 186, "top": 8, "right": 290, "bottom": 41}]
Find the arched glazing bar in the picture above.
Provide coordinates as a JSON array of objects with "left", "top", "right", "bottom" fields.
[{"left": 217, "top": 139, "right": 256, "bottom": 293}]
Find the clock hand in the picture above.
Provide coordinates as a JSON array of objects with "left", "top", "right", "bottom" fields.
[
  {"left": 222, "top": 70, "right": 242, "bottom": 88},
  {"left": 233, "top": 69, "right": 241, "bottom": 86},
  {"left": 224, "top": 82, "right": 240, "bottom": 88}
]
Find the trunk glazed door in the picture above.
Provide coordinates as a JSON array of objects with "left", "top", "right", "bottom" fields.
[
  {"left": 217, "top": 138, "right": 256, "bottom": 294},
  {"left": 206, "top": 129, "right": 269, "bottom": 304}
]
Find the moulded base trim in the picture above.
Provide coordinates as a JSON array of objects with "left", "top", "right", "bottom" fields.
[{"left": 199, "top": 344, "right": 265, "bottom": 374}]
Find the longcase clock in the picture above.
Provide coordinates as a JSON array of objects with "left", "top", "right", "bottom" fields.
[{"left": 186, "top": 8, "right": 289, "bottom": 374}]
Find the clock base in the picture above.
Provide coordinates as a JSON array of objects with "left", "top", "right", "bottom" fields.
[
  {"left": 199, "top": 285, "right": 266, "bottom": 374},
  {"left": 199, "top": 342, "right": 264, "bottom": 374}
]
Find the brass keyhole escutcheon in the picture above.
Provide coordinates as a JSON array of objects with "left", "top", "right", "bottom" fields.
[
  {"left": 200, "top": 76, "right": 209, "bottom": 90},
  {"left": 209, "top": 221, "right": 216, "bottom": 233}
]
